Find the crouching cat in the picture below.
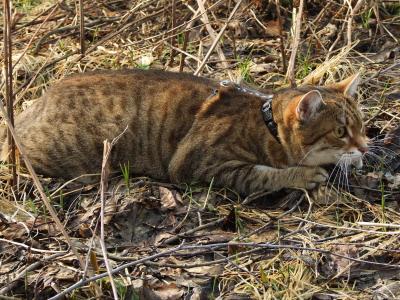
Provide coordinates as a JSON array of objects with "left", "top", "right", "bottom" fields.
[{"left": 0, "top": 70, "right": 368, "bottom": 195}]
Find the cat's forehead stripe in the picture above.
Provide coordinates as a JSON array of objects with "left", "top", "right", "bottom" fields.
[{"left": 345, "top": 98, "right": 363, "bottom": 126}]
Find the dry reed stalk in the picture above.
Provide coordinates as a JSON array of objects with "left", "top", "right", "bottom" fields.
[
  {"left": 168, "top": 0, "right": 177, "bottom": 67},
  {"left": 178, "top": 0, "right": 208, "bottom": 71},
  {"left": 194, "top": 0, "right": 233, "bottom": 80},
  {"left": 179, "top": 30, "right": 190, "bottom": 72},
  {"left": 275, "top": 0, "right": 287, "bottom": 73},
  {"left": 302, "top": 46, "right": 353, "bottom": 85},
  {"left": 12, "top": 4, "right": 59, "bottom": 70},
  {"left": 99, "top": 140, "right": 119, "bottom": 299},
  {"left": 84, "top": 5, "right": 171, "bottom": 56},
  {"left": 3, "top": 0, "right": 17, "bottom": 188},
  {"left": 165, "top": 41, "right": 201, "bottom": 63},
  {"left": 9, "top": 3, "right": 59, "bottom": 33},
  {"left": 346, "top": 0, "right": 365, "bottom": 48},
  {"left": 79, "top": 0, "right": 86, "bottom": 55},
  {"left": 194, "top": 0, "right": 244, "bottom": 79},
  {"left": 286, "top": 0, "right": 304, "bottom": 87}
]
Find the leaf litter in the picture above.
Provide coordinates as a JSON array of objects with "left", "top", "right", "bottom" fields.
[{"left": 1, "top": 0, "right": 400, "bottom": 299}]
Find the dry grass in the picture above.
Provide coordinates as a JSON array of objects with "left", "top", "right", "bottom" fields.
[{"left": 1, "top": 0, "right": 400, "bottom": 299}]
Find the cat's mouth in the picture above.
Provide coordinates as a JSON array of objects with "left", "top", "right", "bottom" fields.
[
  {"left": 339, "top": 152, "right": 364, "bottom": 169},
  {"left": 301, "top": 148, "right": 364, "bottom": 169}
]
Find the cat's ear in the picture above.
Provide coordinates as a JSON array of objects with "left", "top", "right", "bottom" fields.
[
  {"left": 328, "top": 73, "right": 360, "bottom": 98},
  {"left": 296, "top": 90, "right": 324, "bottom": 121}
]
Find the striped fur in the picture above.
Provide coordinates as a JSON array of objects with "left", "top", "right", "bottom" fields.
[{"left": 0, "top": 70, "right": 367, "bottom": 195}]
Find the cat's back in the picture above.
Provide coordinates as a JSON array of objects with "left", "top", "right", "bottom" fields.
[
  {"left": 17, "top": 69, "right": 217, "bottom": 130},
  {"left": 5, "top": 69, "right": 217, "bottom": 179},
  {"left": 39, "top": 69, "right": 215, "bottom": 110}
]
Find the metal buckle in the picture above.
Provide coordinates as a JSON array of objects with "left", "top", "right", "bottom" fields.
[
  {"left": 220, "top": 80, "right": 232, "bottom": 87},
  {"left": 220, "top": 80, "right": 274, "bottom": 100},
  {"left": 262, "top": 101, "right": 271, "bottom": 112}
]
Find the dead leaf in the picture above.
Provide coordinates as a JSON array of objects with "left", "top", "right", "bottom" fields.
[
  {"left": 131, "top": 279, "right": 162, "bottom": 300},
  {"left": 323, "top": 244, "right": 359, "bottom": 277},
  {"left": 263, "top": 19, "right": 280, "bottom": 37},
  {"left": 159, "top": 187, "right": 182, "bottom": 211},
  {"left": 153, "top": 283, "right": 184, "bottom": 300},
  {"left": 373, "top": 281, "right": 400, "bottom": 300},
  {"left": 250, "top": 63, "right": 276, "bottom": 74},
  {"left": 227, "top": 20, "right": 248, "bottom": 38},
  {"left": 154, "top": 232, "right": 174, "bottom": 246},
  {"left": 185, "top": 264, "right": 223, "bottom": 276},
  {"left": 0, "top": 198, "right": 32, "bottom": 222}
]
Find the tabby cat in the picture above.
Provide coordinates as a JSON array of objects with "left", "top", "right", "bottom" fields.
[{"left": 0, "top": 69, "right": 368, "bottom": 195}]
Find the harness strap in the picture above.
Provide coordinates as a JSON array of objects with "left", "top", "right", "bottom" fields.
[{"left": 219, "top": 80, "right": 280, "bottom": 143}]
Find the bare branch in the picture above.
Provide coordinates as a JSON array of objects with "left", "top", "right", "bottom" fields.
[
  {"left": 286, "top": 0, "right": 304, "bottom": 87},
  {"left": 194, "top": 0, "right": 244, "bottom": 79}
]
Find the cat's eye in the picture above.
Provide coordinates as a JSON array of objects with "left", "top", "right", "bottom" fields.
[{"left": 334, "top": 126, "right": 347, "bottom": 138}]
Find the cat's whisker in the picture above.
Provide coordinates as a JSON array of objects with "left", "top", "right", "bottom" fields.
[
  {"left": 339, "top": 160, "right": 347, "bottom": 190},
  {"left": 289, "top": 147, "right": 317, "bottom": 178},
  {"left": 333, "top": 156, "right": 352, "bottom": 200},
  {"left": 0, "top": 68, "right": 367, "bottom": 197},
  {"left": 366, "top": 151, "right": 398, "bottom": 169},
  {"left": 370, "top": 139, "right": 400, "bottom": 148},
  {"left": 325, "top": 157, "right": 345, "bottom": 202},
  {"left": 361, "top": 150, "right": 372, "bottom": 166},
  {"left": 369, "top": 139, "right": 400, "bottom": 150},
  {"left": 367, "top": 148, "right": 398, "bottom": 161},
  {"left": 343, "top": 159, "right": 351, "bottom": 194},
  {"left": 369, "top": 133, "right": 392, "bottom": 141},
  {"left": 369, "top": 133, "right": 400, "bottom": 142},
  {"left": 335, "top": 162, "right": 345, "bottom": 202},
  {"left": 368, "top": 145, "right": 400, "bottom": 157},
  {"left": 364, "top": 151, "right": 393, "bottom": 170},
  {"left": 367, "top": 150, "right": 396, "bottom": 161},
  {"left": 295, "top": 148, "right": 316, "bottom": 168}
]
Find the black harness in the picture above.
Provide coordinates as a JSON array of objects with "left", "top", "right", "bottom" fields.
[{"left": 219, "top": 80, "right": 280, "bottom": 143}]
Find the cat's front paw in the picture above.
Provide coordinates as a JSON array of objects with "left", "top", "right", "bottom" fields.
[{"left": 290, "top": 166, "right": 328, "bottom": 190}]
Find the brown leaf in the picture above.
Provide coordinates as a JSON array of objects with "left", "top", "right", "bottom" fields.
[
  {"left": 159, "top": 187, "right": 182, "bottom": 211},
  {"left": 263, "top": 20, "right": 281, "bottom": 37},
  {"left": 324, "top": 244, "right": 359, "bottom": 276},
  {"left": 154, "top": 232, "right": 174, "bottom": 246},
  {"left": 185, "top": 264, "right": 223, "bottom": 276},
  {"left": 153, "top": 283, "right": 184, "bottom": 300},
  {"left": 227, "top": 20, "right": 248, "bottom": 38}
]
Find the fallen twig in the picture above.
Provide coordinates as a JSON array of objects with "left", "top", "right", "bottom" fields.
[
  {"left": 48, "top": 241, "right": 400, "bottom": 300},
  {"left": 275, "top": 0, "right": 287, "bottom": 73},
  {"left": 78, "top": 0, "right": 85, "bottom": 55},
  {"left": 0, "top": 252, "right": 65, "bottom": 295},
  {"left": 194, "top": 0, "right": 244, "bottom": 78},
  {"left": 99, "top": 140, "right": 118, "bottom": 300},
  {"left": 0, "top": 238, "right": 68, "bottom": 254},
  {"left": 194, "top": 0, "right": 233, "bottom": 80},
  {"left": 286, "top": 0, "right": 304, "bottom": 87},
  {"left": 33, "top": 17, "right": 119, "bottom": 55},
  {"left": 346, "top": 0, "right": 365, "bottom": 48},
  {"left": 3, "top": 0, "right": 17, "bottom": 188},
  {"left": 162, "top": 217, "right": 225, "bottom": 245}
]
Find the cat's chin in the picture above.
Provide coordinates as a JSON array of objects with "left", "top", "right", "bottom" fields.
[
  {"left": 352, "top": 158, "right": 363, "bottom": 169},
  {"left": 340, "top": 153, "right": 364, "bottom": 169}
]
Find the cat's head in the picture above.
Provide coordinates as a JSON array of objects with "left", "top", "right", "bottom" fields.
[{"left": 277, "top": 74, "right": 368, "bottom": 168}]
